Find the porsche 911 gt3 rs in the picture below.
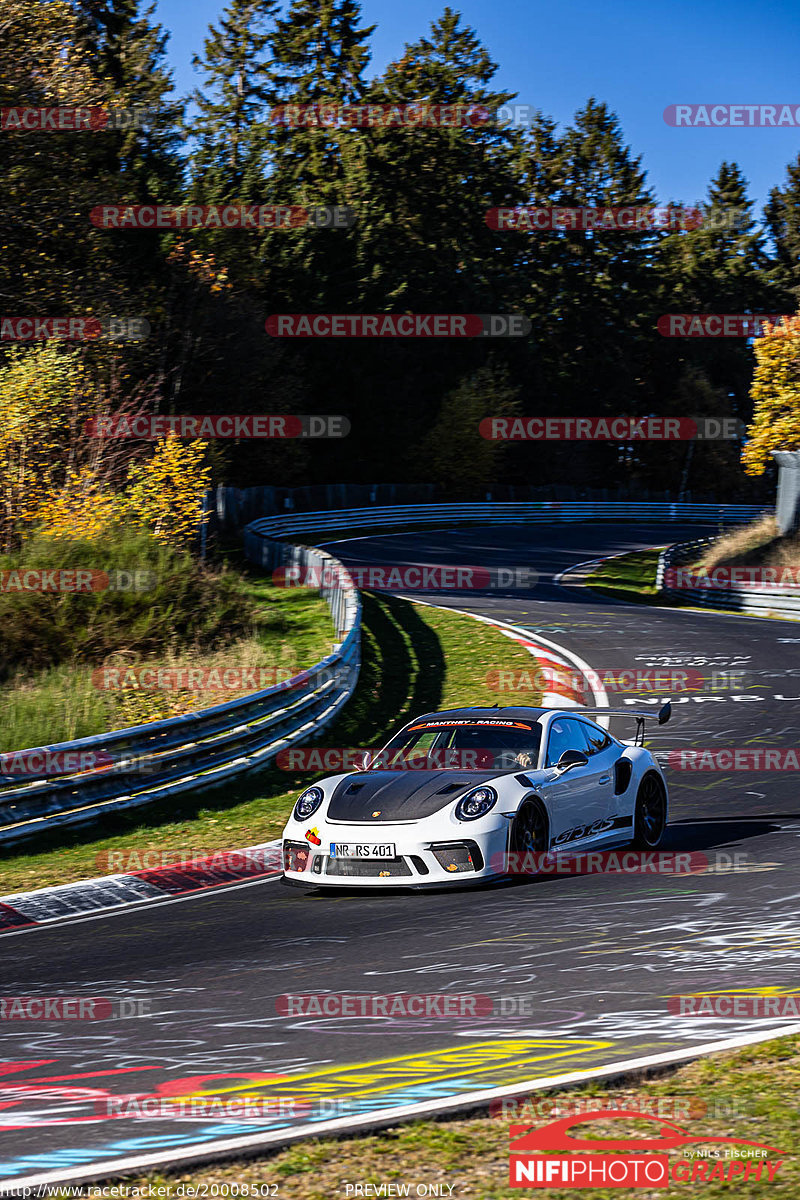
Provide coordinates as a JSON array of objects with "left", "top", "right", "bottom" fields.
[{"left": 281, "top": 703, "right": 671, "bottom": 888}]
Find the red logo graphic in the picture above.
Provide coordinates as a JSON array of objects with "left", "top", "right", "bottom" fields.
[{"left": 509, "top": 1110, "right": 785, "bottom": 1187}]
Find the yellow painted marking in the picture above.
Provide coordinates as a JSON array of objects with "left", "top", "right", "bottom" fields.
[{"left": 170, "top": 1038, "right": 613, "bottom": 1103}]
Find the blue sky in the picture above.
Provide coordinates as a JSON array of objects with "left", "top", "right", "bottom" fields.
[{"left": 154, "top": 0, "right": 800, "bottom": 213}]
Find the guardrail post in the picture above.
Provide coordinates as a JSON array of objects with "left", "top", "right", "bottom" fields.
[{"left": 773, "top": 451, "right": 800, "bottom": 536}]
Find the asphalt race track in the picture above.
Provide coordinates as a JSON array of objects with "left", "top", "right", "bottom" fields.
[{"left": 3, "top": 522, "right": 800, "bottom": 1185}]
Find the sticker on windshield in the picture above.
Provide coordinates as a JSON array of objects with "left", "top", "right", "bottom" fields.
[{"left": 408, "top": 719, "right": 535, "bottom": 730}]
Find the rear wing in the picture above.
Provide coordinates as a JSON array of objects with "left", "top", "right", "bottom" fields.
[{"left": 545, "top": 702, "right": 671, "bottom": 746}]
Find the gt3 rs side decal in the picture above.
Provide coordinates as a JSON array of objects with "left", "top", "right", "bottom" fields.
[{"left": 551, "top": 815, "right": 634, "bottom": 847}]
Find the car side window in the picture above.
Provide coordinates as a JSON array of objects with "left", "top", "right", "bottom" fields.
[
  {"left": 572, "top": 721, "right": 611, "bottom": 756},
  {"left": 584, "top": 724, "right": 613, "bottom": 754},
  {"left": 545, "top": 718, "right": 583, "bottom": 767}
]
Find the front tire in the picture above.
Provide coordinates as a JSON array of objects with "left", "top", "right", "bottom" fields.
[
  {"left": 631, "top": 773, "right": 667, "bottom": 849},
  {"left": 509, "top": 799, "right": 549, "bottom": 857}
]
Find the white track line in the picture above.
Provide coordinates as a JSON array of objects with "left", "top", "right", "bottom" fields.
[
  {"left": 400, "top": 595, "right": 614, "bottom": 715},
  {"left": 4, "top": 584, "right": 780, "bottom": 1184},
  {"left": 0, "top": 872, "right": 285, "bottom": 939},
  {"left": 8, "top": 1023, "right": 800, "bottom": 1188}
]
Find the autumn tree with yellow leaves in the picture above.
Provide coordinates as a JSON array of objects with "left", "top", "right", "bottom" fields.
[
  {"left": 742, "top": 316, "right": 800, "bottom": 476},
  {"left": 125, "top": 437, "right": 212, "bottom": 546},
  {"left": 0, "top": 344, "right": 211, "bottom": 550}
]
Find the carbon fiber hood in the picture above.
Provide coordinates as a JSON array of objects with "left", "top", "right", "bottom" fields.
[{"left": 326, "top": 770, "right": 495, "bottom": 822}]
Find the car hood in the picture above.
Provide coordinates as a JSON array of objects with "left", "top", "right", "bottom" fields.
[{"left": 326, "top": 770, "right": 498, "bottom": 822}]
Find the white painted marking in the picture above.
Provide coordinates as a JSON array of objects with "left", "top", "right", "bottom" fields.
[
  {"left": 403, "top": 597, "right": 610, "bottom": 716},
  {"left": 0, "top": 872, "right": 284, "bottom": 939},
  {"left": 9, "top": 1023, "right": 800, "bottom": 1187}
]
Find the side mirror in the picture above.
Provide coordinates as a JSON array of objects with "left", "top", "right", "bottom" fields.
[
  {"left": 556, "top": 748, "right": 589, "bottom": 772},
  {"left": 658, "top": 702, "right": 672, "bottom": 725},
  {"left": 357, "top": 750, "right": 373, "bottom": 771}
]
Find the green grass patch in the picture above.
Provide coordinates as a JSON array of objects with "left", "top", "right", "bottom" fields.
[
  {"left": 0, "top": 533, "right": 334, "bottom": 750},
  {"left": 584, "top": 548, "right": 663, "bottom": 603},
  {"left": 0, "top": 594, "right": 540, "bottom": 894},
  {"left": 82, "top": 1033, "right": 800, "bottom": 1199}
]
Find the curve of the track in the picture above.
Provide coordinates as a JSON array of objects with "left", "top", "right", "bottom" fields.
[{"left": 3, "top": 522, "right": 800, "bottom": 1184}]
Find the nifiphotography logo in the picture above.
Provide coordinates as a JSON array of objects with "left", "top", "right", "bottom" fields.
[{"left": 508, "top": 1109, "right": 785, "bottom": 1188}]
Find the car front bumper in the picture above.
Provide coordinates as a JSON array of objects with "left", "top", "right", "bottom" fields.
[{"left": 281, "top": 819, "right": 511, "bottom": 887}]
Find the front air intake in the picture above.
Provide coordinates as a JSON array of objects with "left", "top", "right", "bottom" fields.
[{"left": 429, "top": 841, "right": 483, "bottom": 873}]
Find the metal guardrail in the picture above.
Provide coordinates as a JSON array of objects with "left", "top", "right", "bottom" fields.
[
  {"left": 248, "top": 501, "right": 768, "bottom": 540},
  {"left": 657, "top": 538, "right": 800, "bottom": 619},
  {"left": 0, "top": 500, "right": 775, "bottom": 846},
  {"left": 0, "top": 544, "right": 361, "bottom": 846}
]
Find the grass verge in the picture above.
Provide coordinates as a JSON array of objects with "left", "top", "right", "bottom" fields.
[
  {"left": 0, "top": 532, "right": 335, "bottom": 749},
  {"left": 72, "top": 1033, "right": 800, "bottom": 1199},
  {"left": 583, "top": 548, "right": 663, "bottom": 604},
  {"left": 700, "top": 515, "right": 797, "bottom": 570},
  {"left": 1, "top": 581, "right": 334, "bottom": 750},
  {"left": 583, "top": 519, "right": 800, "bottom": 609},
  {"left": 0, "top": 594, "right": 541, "bottom": 895}
]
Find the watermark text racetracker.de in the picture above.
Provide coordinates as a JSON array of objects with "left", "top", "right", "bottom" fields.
[
  {"left": 267, "top": 101, "right": 537, "bottom": 127},
  {"left": 667, "top": 748, "right": 800, "bottom": 770},
  {"left": 0, "top": 568, "right": 155, "bottom": 593},
  {"left": 91, "top": 204, "right": 355, "bottom": 230},
  {"left": 0, "top": 316, "right": 149, "bottom": 341},
  {"left": 669, "top": 993, "right": 800, "bottom": 1019},
  {"left": 265, "top": 314, "right": 530, "bottom": 338},
  {"left": 0, "top": 996, "right": 150, "bottom": 1019},
  {"left": 665, "top": 566, "right": 800, "bottom": 591},
  {"left": 486, "top": 206, "right": 749, "bottom": 232},
  {"left": 480, "top": 416, "right": 743, "bottom": 441},
  {"left": 0, "top": 106, "right": 152, "bottom": 131},
  {"left": 94, "top": 846, "right": 281, "bottom": 872},
  {"left": 276, "top": 993, "right": 539, "bottom": 1017},
  {"left": 273, "top": 563, "right": 538, "bottom": 591},
  {"left": 91, "top": 665, "right": 297, "bottom": 692},
  {"left": 275, "top": 747, "right": 531, "bottom": 771},
  {"left": 0, "top": 749, "right": 113, "bottom": 777},
  {"left": 658, "top": 314, "right": 794, "bottom": 337},
  {"left": 86, "top": 414, "right": 349, "bottom": 439},
  {"left": 490, "top": 851, "right": 748, "bottom": 875},
  {"left": 493, "top": 1093, "right": 753, "bottom": 1121},
  {"left": 664, "top": 103, "right": 800, "bottom": 126},
  {"left": 487, "top": 667, "right": 722, "bottom": 694}
]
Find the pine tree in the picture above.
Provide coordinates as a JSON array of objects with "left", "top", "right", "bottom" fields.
[
  {"left": 507, "top": 100, "right": 661, "bottom": 489},
  {"left": 73, "top": 0, "right": 184, "bottom": 196},
  {"left": 264, "top": 0, "right": 373, "bottom": 194},
  {"left": 656, "top": 162, "right": 776, "bottom": 437},
  {"left": 765, "top": 154, "right": 800, "bottom": 309},
  {"left": 190, "top": 0, "right": 278, "bottom": 201}
]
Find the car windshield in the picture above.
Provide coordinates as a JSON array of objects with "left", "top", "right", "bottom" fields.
[{"left": 373, "top": 718, "right": 542, "bottom": 771}]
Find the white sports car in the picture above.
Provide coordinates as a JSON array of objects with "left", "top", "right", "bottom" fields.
[{"left": 281, "top": 704, "right": 671, "bottom": 889}]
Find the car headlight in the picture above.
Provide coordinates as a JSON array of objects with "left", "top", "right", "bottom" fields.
[
  {"left": 294, "top": 786, "right": 324, "bottom": 820},
  {"left": 455, "top": 785, "right": 498, "bottom": 822}
]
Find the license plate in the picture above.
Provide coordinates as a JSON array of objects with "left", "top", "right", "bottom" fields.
[{"left": 330, "top": 843, "right": 396, "bottom": 859}]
